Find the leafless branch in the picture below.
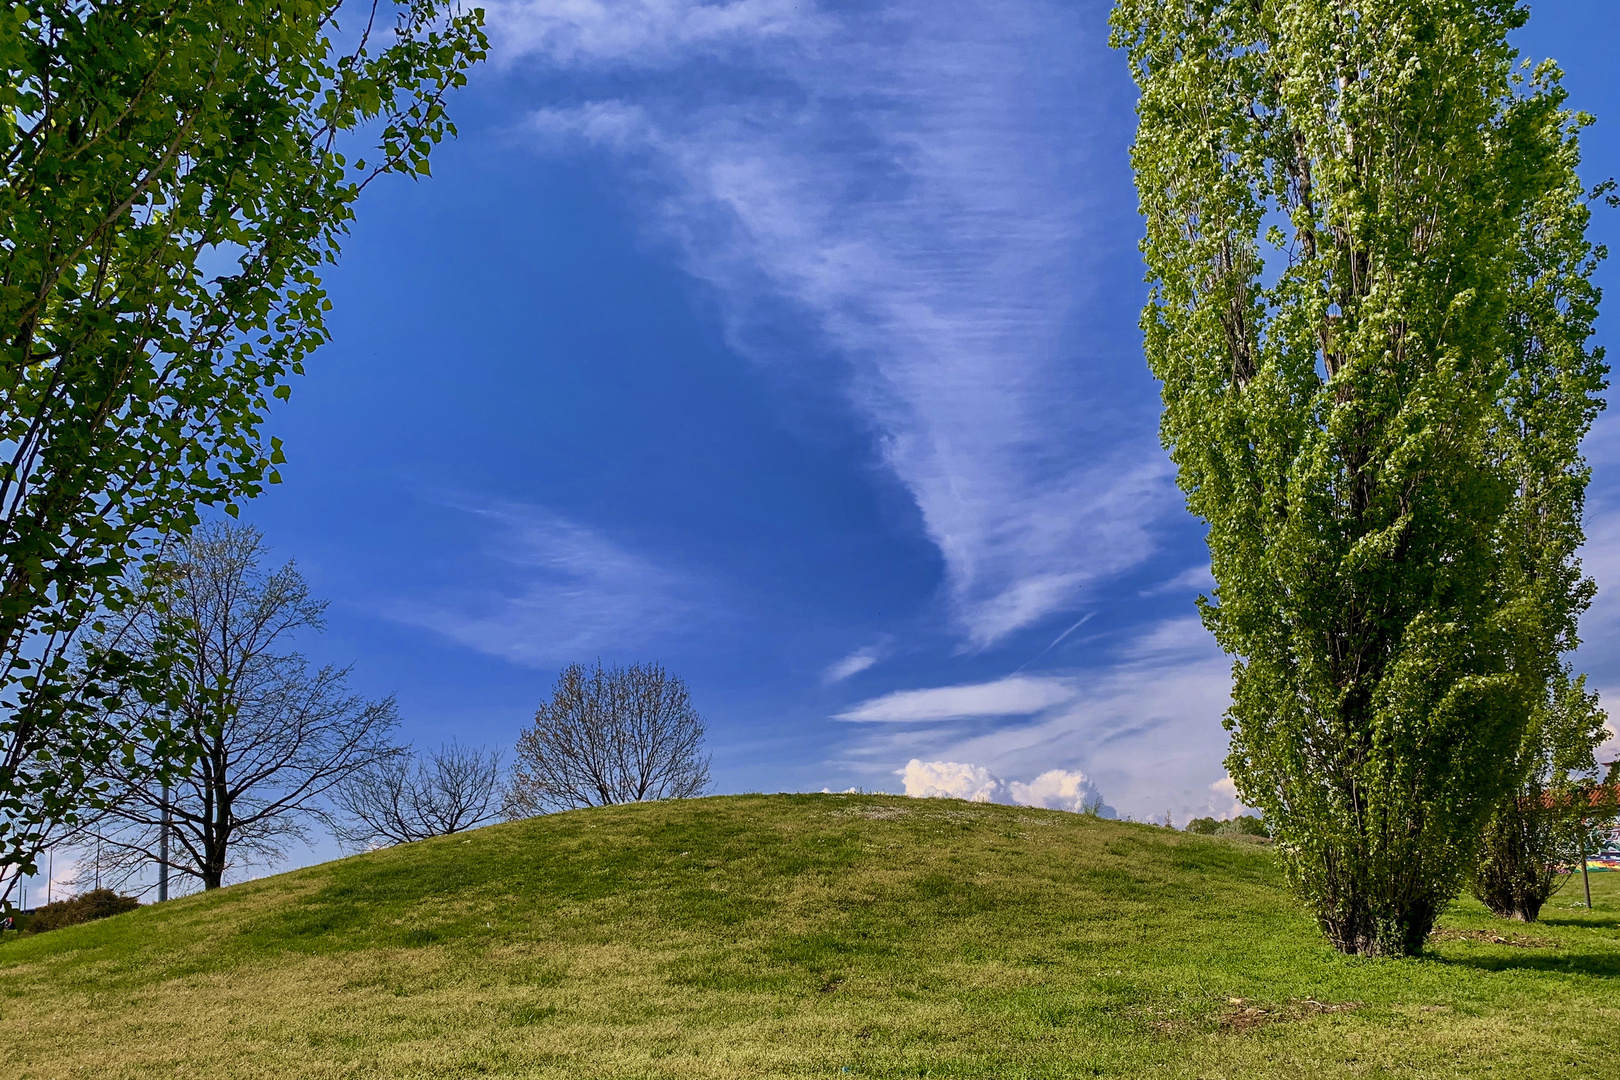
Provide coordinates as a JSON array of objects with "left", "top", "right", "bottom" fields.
[
  {"left": 333, "top": 741, "right": 501, "bottom": 848},
  {"left": 63, "top": 523, "right": 401, "bottom": 890},
  {"left": 505, "top": 661, "right": 711, "bottom": 817}
]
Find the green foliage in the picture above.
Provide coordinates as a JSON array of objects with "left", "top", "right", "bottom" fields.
[
  {"left": 1474, "top": 668, "right": 1618, "bottom": 921},
  {"left": 1185, "top": 813, "right": 1270, "bottom": 838},
  {"left": 1111, "top": 0, "right": 1607, "bottom": 955},
  {"left": 0, "top": 1, "right": 486, "bottom": 890},
  {"left": 2, "top": 794, "right": 1619, "bottom": 1078},
  {"left": 22, "top": 887, "right": 139, "bottom": 934}
]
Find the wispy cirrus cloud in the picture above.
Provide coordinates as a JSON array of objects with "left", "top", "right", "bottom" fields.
[
  {"left": 1573, "top": 500, "right": 1620, "bottom": 760},
  {"left": 836, "top": 674, "right": 1077, "bottom": 722},
  {"left": 489, "top": 0, "right": 1174, "bottom": 648},
  {"left": 1140, "top": 563, "right": 1216, "bottom": 598},
  {"left": 389, "top": 497, "right": 703, "bottom": 667},
  {"left": 824, "top": 642, "right": 888, "bottom": 683},
  {"left": 484, "top": 0, "right": 825, "bottom": 66}
]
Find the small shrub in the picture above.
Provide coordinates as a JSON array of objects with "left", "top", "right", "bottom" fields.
[
  {"left": 1184, "top": 815, "right": 1269, "bottom": 839},
  {"left": 26, "top": 889, "right": 140, "bottom": 934}
]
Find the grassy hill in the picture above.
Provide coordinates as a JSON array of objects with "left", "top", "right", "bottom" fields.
[{"left": 2, "top": 793, "right": 1616, "bottom": 1079}]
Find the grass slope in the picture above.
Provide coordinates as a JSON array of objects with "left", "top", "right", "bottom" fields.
[{"left": 2, "top": 793, "right": 1617, "bottom": 1079}]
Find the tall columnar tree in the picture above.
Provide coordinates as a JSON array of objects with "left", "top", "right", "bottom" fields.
[
  {"left": 1111, "top": 0, "right": 1607, "bottom": 955},
  {"left": 0, "top": 1, "right": 486, "bottom": 896}
]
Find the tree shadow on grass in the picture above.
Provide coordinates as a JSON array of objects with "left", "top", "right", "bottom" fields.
[
  {"left": 1537, "top": 915, "right": 1620, "bottom": 930},
  {"left": 1435, "top": 950, "right": 1620, "bottom": 979}
]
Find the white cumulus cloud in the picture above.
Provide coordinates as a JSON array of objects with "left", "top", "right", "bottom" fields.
[
  {"left": 1204, "top": 776, "right": 1252, "bottom": 821},
  {"left": 1008, "top": 769, "right": 1114, "bottom": 817},
  {"left": 897, "top": 759, "right": 1116, "bottom": 816},
  {"left": 835, "top": 616, "right": 1234, "bottom": 821},
  {"left": 899, "top": 759, "right": 1004, "bottom": 802}
]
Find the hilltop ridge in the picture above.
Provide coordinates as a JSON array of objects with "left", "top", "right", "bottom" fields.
[{"left": 1, "top": 793, "right": 1615, "bottom": 1079}]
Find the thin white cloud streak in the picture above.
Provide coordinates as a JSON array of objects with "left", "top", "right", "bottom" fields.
[
  {"left": 484, "top": 0, "right": 826, "bottom": 66},
  {"left": 1546, "top": 409, "right": 1620, "bottom": 761},
  {"left": 840, "top": 616, "right": 1233, "bottom": 821},
  {"left": 837, "top": 674, "right": 1077, "bottom": 722},
  {"left": 1140, "top": 563, "right": 1216, "bottom": 598},
  {"left": 825, "top": 643, "right": 885, "bottom": 683},
  {"left": 390, "top": 498, "right": 700, "bottom": 666},
  {"left": 491, "top": 0, "right": 1175, "bottom": 647}
]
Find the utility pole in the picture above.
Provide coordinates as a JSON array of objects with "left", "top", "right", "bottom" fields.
[
  {"left": 1581, "top": 818, "right": 1593, "bottom": 910},
  {"left": 158, "top": 784, "right": 170, "bottom": 902}
]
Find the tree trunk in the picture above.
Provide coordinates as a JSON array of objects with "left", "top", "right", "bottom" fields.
[{"left": 1320, "top": 897, "right": 1440, "bottom": 958}]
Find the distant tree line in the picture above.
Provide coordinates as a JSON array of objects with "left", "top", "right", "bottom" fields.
[{"left": 1184, "top": 815, "right": 1269, "bottom": 839}]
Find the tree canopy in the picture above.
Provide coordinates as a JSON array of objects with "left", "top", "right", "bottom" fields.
[
  {"left": 1112, "top": 0, "right": 1607, "bottom": 954},
  {"left": 0, "top": 1, "right": 485, "bottom": 895}
]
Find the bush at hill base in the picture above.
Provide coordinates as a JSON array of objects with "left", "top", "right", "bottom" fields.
[
  {"left": 1185, "top": 814, "right": 1270, "bottom": 839},
  {"left": 22, "top": 889, "right": 140, "bottom": 934}
]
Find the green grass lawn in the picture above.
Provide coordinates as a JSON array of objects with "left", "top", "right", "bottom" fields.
[{"left": 2, "top": 793, "right": 1617, "bottom": 1078}]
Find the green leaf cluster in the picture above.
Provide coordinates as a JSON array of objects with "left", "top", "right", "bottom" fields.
[
  {"left": 1111, "top": 0, "right": 1607, "bottom": 954},
  {"left": 0, "top": 1, "right": 486, "bottom": 890}
]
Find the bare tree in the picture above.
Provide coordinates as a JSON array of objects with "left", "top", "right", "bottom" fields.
[
  {"left": 505, "top": 661, "right": 711, "bottom": 816},
  {"left": 67, "top": 524, "right": 399, "bottom": 892},
  {"left": 334, "top": 741, "right": 501, "bottom": 847}
]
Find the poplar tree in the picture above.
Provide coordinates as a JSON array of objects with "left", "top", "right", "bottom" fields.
[{"left": 1111, "top": 0, "right": 1607, "bottom": 955}]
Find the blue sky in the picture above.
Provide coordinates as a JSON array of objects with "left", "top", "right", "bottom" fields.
[
  {"left": 268, "top": 0, "right": 1619, "bottom": 824},
  {"left": 33, "top": 0, "right": 1617, "bottom": 896}
]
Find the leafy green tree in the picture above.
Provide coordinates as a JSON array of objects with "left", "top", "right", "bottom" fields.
[
  {"left": 1474, "top": 668, "right": 1617, "bottom": 921},
  {"left": 0, "top": 1, "right": 485, "bottom": 899},
  {"left": 1111, "top": 0, "right": 1607, "bottom": 954}
]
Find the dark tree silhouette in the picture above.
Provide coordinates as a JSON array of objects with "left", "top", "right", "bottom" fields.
[
  {"left": 68, "top": 524, "right": 399, "bottom": 892},
  {"left": 334, "top": 741, "right": 501, "bottom": 847}
]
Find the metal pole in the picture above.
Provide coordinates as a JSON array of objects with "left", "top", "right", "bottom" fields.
[
  {"left": 1581, "top": 824, "right": 1593, "bottom": 910},
  {"left": 46, "top": 850, "right": 52, "bottom": 905},
  {"left": 159, "top": 784, "right": 170, "bottom": 902},
  {"left": 95, "top": 833, "right": 101, "bottom": 891}
]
